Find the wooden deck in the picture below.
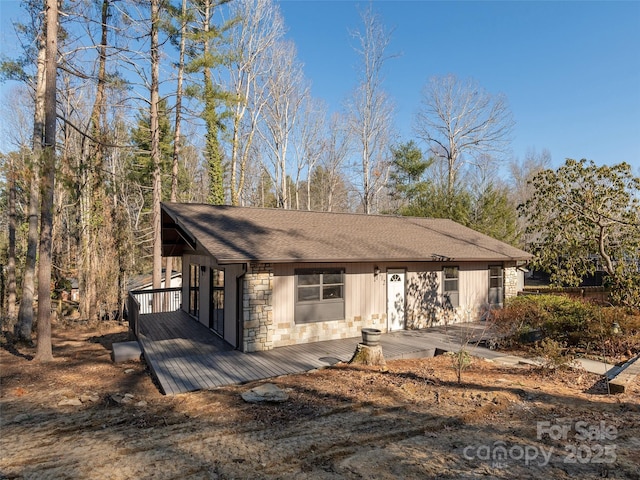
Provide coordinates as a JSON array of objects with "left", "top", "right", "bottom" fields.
[{"left": 137, "top": 310, "right": 495, "bottom": 395}]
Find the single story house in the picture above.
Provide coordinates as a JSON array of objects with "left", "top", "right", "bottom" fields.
[{"left": 161, "top": 203, "right": 532, "bottom": 352}]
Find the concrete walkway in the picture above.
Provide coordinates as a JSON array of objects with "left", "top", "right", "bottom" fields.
[
  {"left": 379, "top": 323, "right": 638, "bottom": 393},
  {"left": 457, "top": 328, "right": 639, "bottom": 394}
]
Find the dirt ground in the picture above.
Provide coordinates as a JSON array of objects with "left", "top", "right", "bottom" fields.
[{"left": 1, "top": 322, "right": 639, "bottom": 480}]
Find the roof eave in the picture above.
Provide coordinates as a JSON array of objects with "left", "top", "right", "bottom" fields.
[{"left": 215, "top": 255, "right": 533, "bottom": 265}]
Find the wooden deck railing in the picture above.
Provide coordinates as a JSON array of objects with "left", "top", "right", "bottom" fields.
[{"left": 128, "top": 287, "right": 182, "bottom": 338}]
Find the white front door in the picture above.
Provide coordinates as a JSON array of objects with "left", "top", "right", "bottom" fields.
[{"left": 387, "top": 269, "right": 406, "bottom": 331}]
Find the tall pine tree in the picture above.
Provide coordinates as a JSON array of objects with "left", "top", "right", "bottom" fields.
[{"left": 185, "top": 0, "right": 234, "bottom": 205}]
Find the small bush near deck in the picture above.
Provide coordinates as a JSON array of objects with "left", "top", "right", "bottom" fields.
[
  {"left": 491, "top": 295, "right": 640, "bottom": 359},
  {"left": 534, "top": 338, "right": 575, "bottom": 370}
]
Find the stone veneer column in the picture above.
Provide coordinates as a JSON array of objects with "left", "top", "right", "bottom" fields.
[
  {"left": 504, "top": 266, "right": 519, "bottom": 299},
  {"left": 243, "top": 263, "right": 274, "bottom": 352}
]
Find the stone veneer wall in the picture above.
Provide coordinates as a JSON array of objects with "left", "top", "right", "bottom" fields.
[
  {"left": 271, "top": 314, "right": 384, "bottom": 348},
  {"left": 242, "top": 263, "right": 274, "bottom": 352},
  {"left": 504, "top": 266, "right": 519, "bottom": 299}
]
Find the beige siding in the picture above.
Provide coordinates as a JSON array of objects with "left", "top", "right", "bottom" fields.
[
  {"left": 271, "top": 261, "right": 501, "bottom": 346},
  {"left": 459, "top": 263, "right": 490, "bottom": 320},
  {"left": 185, "top": 255, "right": 504, "bottom": 350},
  {"left": 403, "top": 263, "right": 440, "bottom": 329},
  {"left": 182, "top": 254, "right": 243, "bottom": 347},
  {"left": 223, "top": 264, "right": 244, "bottom": 347},
  {"left": 271, "top": 262, "right": 386, "bottom": 348},
  {"left": 399, "top": 261, "right": 495, "bottom": 328}
]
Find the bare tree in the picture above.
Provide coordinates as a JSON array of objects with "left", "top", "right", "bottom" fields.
[
  {"left": 164, "top": 0, "right": 188, "bottom": 299},
  {"left": 6, "top": 152, "right": 17, "bottom": 328},
  {"left": 322, "top": 113, "right": 352, "bottom": 212},
  {"left": 47, "top": 0, "right": 130, "bottom": 322},
  {"left": 508, "top": 147, "right": 552, "bottom": 207},
  {"left": 293, "top": 97, "right": 326, "bottom": 210},
  {"left": 347, "top": 4, "right": 395, "bottom": 214},
  {"left": 226, "top": 0, "right": 284, "bottom": 206},
  {"left": 414, "top": 74, "right": 514, "bottom": 196},
  {"left": 150, "top": 0, "right": 162, "bottom": 302},
  {"left": 508, "top": 147, "right": 551, "bottom": 245},
  {"left": 0, "top": 90, "right": 33, "bottom": 329},
  {"left": 73, "top": 0, "right": 113, "bottom": 322},
  {"left": 258, "top": 40, "right": 307, "bottom": 209}
]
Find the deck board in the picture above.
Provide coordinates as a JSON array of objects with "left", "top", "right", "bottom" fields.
[{"left": 137, "top": 311, "right": 494, "bottom": 395}]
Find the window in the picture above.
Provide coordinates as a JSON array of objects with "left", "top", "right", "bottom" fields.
[
  {"left": 189, "top": 264, "right": 200, "bottom": 317},
  {"left": 488, "top": 266, "right": 503, "bottom": 306},
  {"left": 489, "top": 266, "right": 503, "bottom": 289},
  {"left": 443, "top": 266, "right": 459, "bottom": 308},
  {"left": 210, "top": 268, "right": 224, "bottom": 336},
  {"left": 295, "top": 269, "right": 345, "bottom": 324}
]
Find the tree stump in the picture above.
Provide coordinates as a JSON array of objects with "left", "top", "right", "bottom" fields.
[{"left": 349, "top": 343, "right": 387, "bottom": 371}]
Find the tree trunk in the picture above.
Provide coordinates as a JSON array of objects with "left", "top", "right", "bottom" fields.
[
  {"left": 82, "top": 0, "right": 111, "bottom": 322},
  {"left": 349, "top": 343, "right": 387, "bottom": 369},
  {"left": 164, "top": 0, "right": 187, "bottom": 306},
  {"left": 230, "top": 113, "right": 242, "bottom": 206},
  {"left": 6, "top": 155, "right": 17, "bottom": 329},
  {"left": 15, "top": 37, "right": 46, "bottom": 342},
  {"left": 150, "top": 0, "right": 162, "bottom": 311},
  {"left": 598, "top": 223, "right": 616, "bottom": 280},
  {"left": 34, "top": 0, "right": 58, "bottom": 362},
  {"left": 171, "top": 0, "right": 186, "bottom": 208}
]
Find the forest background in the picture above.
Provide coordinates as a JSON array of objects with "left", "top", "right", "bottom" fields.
[{"left": 0, "top": 0, "right": 638, "bottom": 355}]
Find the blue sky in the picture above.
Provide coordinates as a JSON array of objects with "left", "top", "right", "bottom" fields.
[
  {"left": 278, "top": 0, "right": 640, "bottom": 170},
  {"left": 1, "top": 0, "right": 639, "bottom": 171}
]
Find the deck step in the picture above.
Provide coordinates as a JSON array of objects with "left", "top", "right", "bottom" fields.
[
  {"left": 112, "top": 341, "right": 142, "bottom": 363},
  {"left": 607, "top": 354, "right": 640, "bottom": 394},
  {"left": 608, "top": 372, "right": 636, "bottom": 394}
]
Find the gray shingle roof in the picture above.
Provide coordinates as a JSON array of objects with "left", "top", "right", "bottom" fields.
[{"left": 161, "top": 203, "right": 532, "bottom": 264}]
